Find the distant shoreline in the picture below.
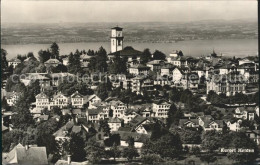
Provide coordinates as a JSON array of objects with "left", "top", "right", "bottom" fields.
[{"left": 2, "top": 39, "right": 258, "bottom": 59}]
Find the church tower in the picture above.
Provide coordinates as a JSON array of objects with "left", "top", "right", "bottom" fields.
[{"left": 111, "top": 26, "right": 124, "bottom": 53}]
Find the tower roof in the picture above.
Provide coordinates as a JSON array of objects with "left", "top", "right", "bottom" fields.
[{"left": 111, "top": 27, "right": 123, "bottom": 30}]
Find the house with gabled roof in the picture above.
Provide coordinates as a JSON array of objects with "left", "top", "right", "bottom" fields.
[
  {"left": 114, "top": 131, "right": 151, "bottom": 149},
  {"left": 2, "top": 143, "right": 48, "bottom": 165},
  {"left": 204, "top": 119, "right": 224, "bottom": 131},
  {"left": 35, "top": 92, "right": 50, "bottom": 110},
  {"left": 123, "top": 109, "right": 139, "bottom": 123},
  {"left": 51, "top": 91, "right": 70, "bottom": 108},
  {"left": 84, "top": 94, "right": 102, "bottom": 109},
  {"left": 108, "top": 117, "right": 123, "bottom": 132},
  {"left": 128, "top": 116, "right": 155, "bottom": 135},
  {"left": 110, "top": 100, "right": 127, "bottom": 118},
  {"left": 179, "top": 118, "right": 200, "bottom": 129},
  {"left": 71, "top": 91, "right": 84, "bottom": 108},
  {"left": 44, "top": 58, "right": 61, "bottom": 67}
]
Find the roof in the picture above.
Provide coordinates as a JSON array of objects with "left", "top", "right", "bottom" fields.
[
  {"left": 6, "top": 91, "right": 22, "bottom": 99},
  {"left": 108, "top": 117, "right": 122, "bottom": 123},
  {"left": 44, "top": 58, "right": 61, "bottom": 64},
  {"left": 118, "top": 126, "right": 133, "bottom": 132},
  {"left": 84, "top": 94, "right": 101, "bottom": 103},
  {"left": 114, "top": 131, "right": 150, "bottom": 143},
  {"left": 2, "top": 124, "right": 8, "bottom": 132},
  {"left": 179, "top": 119, "right": 199, "bottom": 126},
  {"left": 38, "top": 115, "right": 49, "bottom": 121},
  {"left": 147, "top": 60, "right": 165, "bottom": 65},
  {"left": 53, "top": 92, "right": 69, "bottom": 99},
  {"left": 24, "top": 73, "right": 50, "bottom": 80},
  {"left": 108, "top": 47, "right": 142, "bottom": 57},
  {"left": 153, "top": 100, "right": 171, "bottom": 105},
  {"left": 49, "top": 73, "right": 76, "bottom": 78},
  {"left": 130, "top": 64, "right": 150, "bottom": 69},
  {"left": 128, "top": 115, "right": 149, "bottom": 128},
  {"left": 35, "top": 92, "right": 49, "bottom": 99},
  {"left": 8, "top": 58, "right": 21, "bottom": 63},
  {"left": 3, "top": 144, "right": 48, "bottom": 165},
  {"left": 72, "top": 109, "right": 82, "bottom": 115},
  {"left": 207, "top": 120, "right": 224, "bottom": 128},
  {"left": 111, "top": 26, "right": 123, "bottom": 30},
  {"left": 87, "top": 108, "right": 103, "bottom": 115}
]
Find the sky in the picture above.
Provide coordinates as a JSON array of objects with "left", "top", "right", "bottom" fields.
[{"left": 1, "top": 1, "right": 258, "bottom": 23}]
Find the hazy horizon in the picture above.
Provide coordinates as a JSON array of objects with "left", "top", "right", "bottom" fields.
[{"left": 1, "top": 1, "right": 257, "bottom": 24}]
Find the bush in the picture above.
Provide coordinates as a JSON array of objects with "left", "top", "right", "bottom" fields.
[{"left": 141, "top": 154, "right": 163, "bottom": 164}]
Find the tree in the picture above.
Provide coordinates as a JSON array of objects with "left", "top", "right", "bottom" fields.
[
  {"left": 201, "top": 130, "right": 222, "bottom": 152},
  {"left": 122, "top": 146, "right": 139, "bottom": 161},
  {"left": 52, "top": 64, "right": 68, "bottom": 73},
  {"left": 95, "top": 46, "right": 108, "bottom": 72},
  {"left": 166, "top": 104, "right": 178, "bottom": 127},
  {"left": 169, "top": 87, "right": 181, "bottom": 102},
  {"left": 96, "top": 82, "right": 112, "bottom": 100},
  {"left": 11, "top": 95, "right": 35, "bottom": 130},
  {"left": 126, "top": 136, "right": 135, "bottom": 147},
  {"left": 17, "top": 54, "right": 27, "bottom": 62},
  {"left": 50, "top": 42, "right": 60, "bottom": 59},
  {"left": 1, "top": 49, "right": 8, "bottom": 79},
  {"left": 85, "top": 138, "right": 106, "bottom": 164},
  {"left": 104, "top": 134, "right": 120, "bottom": 147},
  {"left": 177, "top": 128, "right": 201, "bottom": 144},
  {"left": 88, "top": 57, "right": 97, "bottom": 72},
  {"left": 69, "top": 133, "right": 86, "bottom": 162},
  {"left": 141, "top": 48, "right": 152, "bottom": 64},
  {"left": 226, "top": 132, "right": 258, "bottom": 163},
  {"left": 141, "top": 153, "right": 163, "bottom": 164},
  {"left": 68, "top": 51, "right": 82, "bottom": 75},
  {"left": 57, "top": 79, "right": 93, "bottom": 96},
  {"left": 107, "top": 143, "right": 121, "bottom": 160},
  {"left": 38, "top": 49, "right": 52, "bottom": 63},
  {"left": 99, "top": 119, "right": 111, "bottom": 136},
  {"left": 108, "top": 54, "right": 127, "bottom": 74},
  {"left": 152, "top": 50, "right": 166, "bottom": 60},
  {"left": 178, "top": 50, "right": 184, "bottom": 57},
  {"left": 200, "top": 152, "right": 217, "bottom": 165},
  {"left": 142, "top": 133, "right": 183, "bottom": 159},
  {"left": 27, "top": 52, "right": 34, "bottom": 58},
  {"left": 26, "top": 80, "right": 41, "bottom": 103},
  {"left": 36, "top": 118, "right": 59, "bottom": 155}
]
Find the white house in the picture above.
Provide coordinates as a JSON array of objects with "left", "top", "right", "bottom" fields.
[
  {"left": 52, "top": 92, "right": 70, "bottom": 108},
  {"left": 71, "top": 91, "right": 84, "bottom": 108},
  {"left": 35, "top": 92, "right": 50, "bottom": 110},
  {"left": 85, "top": 94, "right": 102, "bottom": 109},
  {"left": 172, "top": 68, "right": 184, "bottom": 82},
  {"left": 8, "top": 58, "right": 21, "bottom": 68},
  {"left": 129, "top": 64, "right": 150, "bottom": 75},
  {"left": 226, "top": 119, "right": 242, "bottom": 132},
  {"left": 110, "top": 100, "right": 127, "bottom": 118},
  {"left": 152, "top": 100, "right": 171, "bottom": 118},
  {"left": 108, "top": 117, "right": 122, "bottom": 132}
]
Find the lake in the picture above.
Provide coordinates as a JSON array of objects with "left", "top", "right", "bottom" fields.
[{"left": 1, "top": 39, "right": 258, "bottom": 59}]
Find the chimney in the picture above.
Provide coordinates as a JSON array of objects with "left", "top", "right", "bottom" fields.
[
  {"left": 75, "top": 115, "right": 78, "bottom": 124},
  {"left": 25, "top": 145, "right": 29, "bottom": 150},
  {"left": 67, "top": 155, "right": 71, "bottom": 165}
]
